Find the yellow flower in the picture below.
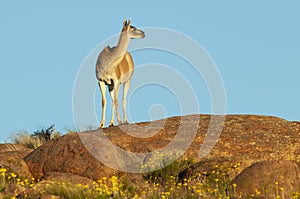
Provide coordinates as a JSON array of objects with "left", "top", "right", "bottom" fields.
[
  {"left": 164, "top": 191, "right": 171, "bottom": 195},
  {"left": 140, "top": 191, "right": 146, "bottom": 195},
  {"left": 95, "top": 187, "right": 101, "bottom": 191},
  {"left": 232, "top": 183, "right": 237, "bottom": 188},
  {"left": 257, "top": 191, "right": 261, "bottom": 195},
  {"left": 83, "top": 184, "right": 89, "bottom": 189},
  {"left": 255, "top": 189, "right": 261, "bottom": 195},
  {"left": 0, "top": 168, "right": 7, "bottom": 173},
  {"left": 10, "top": 172, "right": 17, "bottom": 178},
  {"left": 195, "top": 189, "right": 202, "bottom": 194},
  {"left": 110, "top": 175, "right": 118, "bottom": 186}
]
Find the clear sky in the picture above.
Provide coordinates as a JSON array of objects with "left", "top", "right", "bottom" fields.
[{"left": 0, "top": 1, "right": 299, "bottom": 143}]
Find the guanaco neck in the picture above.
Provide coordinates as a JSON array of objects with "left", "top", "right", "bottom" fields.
[
  {"left": 112, "top": 31, "right": 130, "bottom": 59},
  {"left": 97, "top": 30, "right": 130, "bottom": 81}
]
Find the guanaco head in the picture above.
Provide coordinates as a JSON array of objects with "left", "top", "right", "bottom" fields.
[{"left": 122, "top": 19, "right": 145, "bottom": 39}]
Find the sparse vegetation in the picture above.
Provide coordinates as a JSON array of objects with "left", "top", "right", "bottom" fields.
[
  {"left": 142, "top": 151, "right": 194, "bottom": 185},
  {"left": 10, "top": 125, "right": 60, "bottom": 149},
  {"left": 1, "top": 159, "right": 299, "bottom": 199}
]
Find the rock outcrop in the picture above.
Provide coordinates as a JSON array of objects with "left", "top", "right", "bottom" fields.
[
  {"left": 231, "top": 160, "right": 300, "bottom": 198},
  {"left": 24, "top": 114, "right": 300, "bottom": 182}
]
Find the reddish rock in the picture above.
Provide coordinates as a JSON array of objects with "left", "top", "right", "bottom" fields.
[
  {"left": 24, "top": 114, "right": 300, "bottom": 183},
  {"left": 24, "top": 133, "right": 120, "bottom": 180},
  {"left": 231, "top": 160, "right": 300, "bottom": 198},
  {"left": 0, "top": 151, "right": 33, "bottom": 179},
  {"left": 0, "top": 144, "right": 33, "bottom": 179}
]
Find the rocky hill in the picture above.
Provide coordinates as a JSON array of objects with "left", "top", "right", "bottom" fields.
[{"left": 1, "top": 114, "right": 300, "bottom": 198}]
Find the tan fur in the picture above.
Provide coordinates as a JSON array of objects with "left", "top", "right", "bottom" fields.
[
  {"left": 114, "top": 52, "right": 134, "bottom": 83},
  {"left": 96, "top": 19, "right": 144, "bottom": 128}
]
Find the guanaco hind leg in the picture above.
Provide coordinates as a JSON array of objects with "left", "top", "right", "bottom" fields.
[{"left": 122, "top": 80, "right": 131, "bottom": 124}]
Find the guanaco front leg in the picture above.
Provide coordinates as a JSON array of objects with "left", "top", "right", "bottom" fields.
[
  {"left": 98, "top": 81, "right": 107, "bottom": 128},
  {"left": 109, "top": 80, "right": 121, "bottom": 126}
]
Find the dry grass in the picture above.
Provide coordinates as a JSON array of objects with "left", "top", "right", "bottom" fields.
[
  {"left": 11, "top": 132, "right": 43, "bottom": 149},
  {"left": 10, "top": 125, "right": 61, "bottom": 149}
]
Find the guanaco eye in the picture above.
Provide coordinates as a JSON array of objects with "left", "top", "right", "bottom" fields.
[{"left": 130, "top": 26, "right": 136, "bottom": 31}]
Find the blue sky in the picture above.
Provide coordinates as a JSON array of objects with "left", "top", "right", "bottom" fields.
[{"left": 0, "top": 1, "right": 299, "bottom": 142}]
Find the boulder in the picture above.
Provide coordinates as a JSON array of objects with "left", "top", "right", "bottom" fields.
[
  {"left": 24, "top": 133, "right": 119, "bottom": 181},
  {"left": 0, "top": 151, "right": 33, "bottom": 179},
  {"left": 231, "top": 160, "right": 300, "bottom": 198}
]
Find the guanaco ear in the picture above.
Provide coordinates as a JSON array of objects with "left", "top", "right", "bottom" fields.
[
  {"left": 123, "top": 19, "right": 128, "bottom": 27},
  {"left": 126, "top": 20, "right": 131, "bottom": 30}
]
